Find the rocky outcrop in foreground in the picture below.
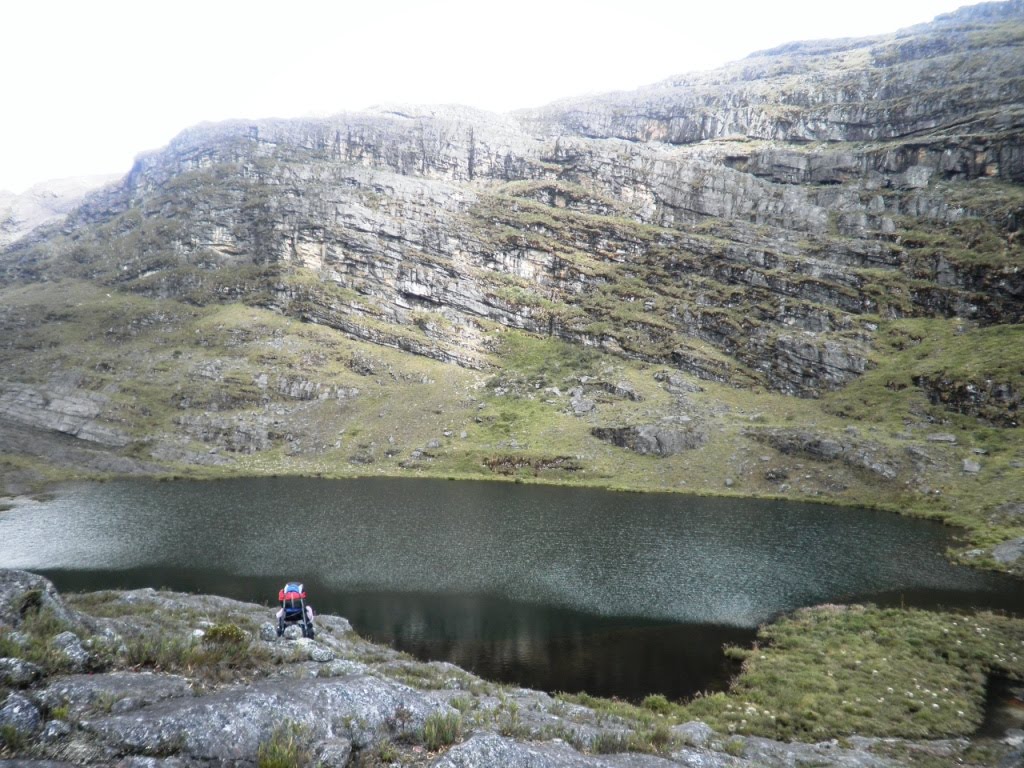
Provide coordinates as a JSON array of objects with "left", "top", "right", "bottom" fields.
[{"left": 0, "top": 570, "right": 1009, "bottom": 767}]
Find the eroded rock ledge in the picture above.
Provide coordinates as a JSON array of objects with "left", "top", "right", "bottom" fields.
[{"left": 0, "top": 569, "right": 1011, "bottom": 767}]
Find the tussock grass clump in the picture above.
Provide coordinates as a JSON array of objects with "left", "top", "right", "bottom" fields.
[
  {"left": 376, "top": 740, "right": 400, "bottom": 762},
  {"left": 257, "top": 721, "right": 312, "bottom": 768},
  {"left": 421, "top": 711, "right": 462, "bottom": 751},
  {"left": 0, "top": 723, "right": 29, "bottom": 753},
  {"left": 591, "top": 723, "right": 675, "bottom": 755},
  {"left": 122, "top": 624, "right": 267, "bottom": 678},
  {"left": 123, "top": 634, "right": 196, "bottom": 671}
]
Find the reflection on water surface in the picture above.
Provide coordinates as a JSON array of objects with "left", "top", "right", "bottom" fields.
[{"left": 3, "top": 478, "right": 1021, "bottom": 699}]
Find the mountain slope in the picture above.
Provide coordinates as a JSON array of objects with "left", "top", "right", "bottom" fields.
[
  {"left": 0, "top": 175, "right": 118, "bottom": 249},
  {"left": 0, "top": 1, "right": 1022, "bottom": 565}
]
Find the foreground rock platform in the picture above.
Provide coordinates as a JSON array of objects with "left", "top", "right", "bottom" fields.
[{"left": 2, "top": 569, "right": 1019, "bottom": 766}]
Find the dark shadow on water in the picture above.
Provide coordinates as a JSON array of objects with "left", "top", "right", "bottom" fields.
[
  {"left": 40, "top": 566, "right": 752, "bottom": 701},
  {"left": 978, "top": 675, "right": 1024, "bottom": 739},
  {"left": 14, "top": 478, "right": 1023, "bottom": 703},
  {"left": 338, "top": 590, "right": 753, "bottom": 701}
]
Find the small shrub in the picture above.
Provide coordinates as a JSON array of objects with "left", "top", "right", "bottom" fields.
[
  {"left": 647, "top": 722, "right": 673, "bottom": 752},
  {"left": 91, "top": 691, "right": 125, "bottom": 714},
  {"left": 1, "top": 601, "right": 74, "bottom": 674},
  {"left": 203, "top": 623, "right": 248, "bottom": 646},
  {"left": 642, "top": 693, "right": 673, "bottom": 715},
  {"left": 124, "top": 634, "right": 195, "bottom": 670},
  {"left": 17, "top": 589, "right": 44, "bottom": 616},
  {"left": 422, "top": 711, "right": 461, "bottom": 751},
  {"left": 591, "top": 731, "right": 630, "bottom": 754},
  {"left": 200, "top": 623, "right": 252, "bottom": 668}
]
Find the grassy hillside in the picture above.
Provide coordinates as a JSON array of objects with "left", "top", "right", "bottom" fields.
[{"left": 1, "top": 274, "right": 1021, "bottom": 570}]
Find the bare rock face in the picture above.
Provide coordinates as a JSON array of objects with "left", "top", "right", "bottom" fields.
[
  {"left": 0, "top": 383, "right": 129, "bottom": 448},
  {"left": 36, "top": 672, "right": 193, "bottom": 720},
  {"left": 914, "top": 374, "right": 1021, "bottom": 427},
  {"left": 80, "top": 676, "right": 452, "bottom": 759},
  {"left": 591, "top": 423, "right": 707, "bottom": 456},
  {"left": 4, "top": 5, "right": 1021, "bottom": 408},
  {"left": 747, "top": 428, "right": 901, "bottom": 480},
  {"left": 0, "top": 6, "right": 1022, "bottom": 480},
  {"left": 433, "top": 732, "right": 650, "bottom": 767}
]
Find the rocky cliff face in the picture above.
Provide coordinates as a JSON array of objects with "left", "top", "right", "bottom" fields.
[
  {"left": 6, "top": 4, "right": 1022, "bottom": 398},
  {"left": 0, "top": 3, "right": 1021, "bottom": 546}
]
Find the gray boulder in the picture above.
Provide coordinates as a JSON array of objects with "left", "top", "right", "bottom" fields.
[
  {"left": 671, "top": 720, "right": 715, "bottom": 748},
  {"left": 0, "top": 657, "right": 43, "bottom": 687},
  {"left": 283, "top": 624, "right": 304, "bottom": 640},
  {"left": 310, "top": 644, "right": 335, "bottom": 663},
  {"left": 569, "top": 388, "right": 596, "bottom": 416},
  {"left": 258, "top": 622, "right": 278, "bottom": 642},
  {"left": 0, "top": 570, "right": 79, "bottom": 630},
  {"left": 52, "top": 630, "right": 90, "bottom": 671},
  {"left": 292, "top": 637, "right": 334, "bottom": 662},
  {"left": 0, "top": 692, "right": 42, "bottom": 736},
  {"left": 315, "top": 737, "right": 354, "bottom": 767},
  {"left": 39, "top": 717, "right": 73, "bottom": 743},
  {"left": 993, "top": 537, "right": 1024, "bottom": 565},
  {"left": 655, "top": 371, "right": 703, "bottom": 395}
]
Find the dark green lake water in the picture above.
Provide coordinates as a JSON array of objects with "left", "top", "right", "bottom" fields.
[{"left": 2, "top": 477, "right": 1021, "bottom": 700}]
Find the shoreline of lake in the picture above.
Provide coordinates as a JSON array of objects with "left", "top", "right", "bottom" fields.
[{"left": 4, "top": 475, "right": 1022, "bottom": 703}]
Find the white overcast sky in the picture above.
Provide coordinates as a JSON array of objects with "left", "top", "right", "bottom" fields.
[{"left": 1, "top": 0, "right": 973, "bottom": 193}]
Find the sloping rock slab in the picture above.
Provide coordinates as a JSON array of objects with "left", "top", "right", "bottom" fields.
[
  {"left": 81, "top": 675, "right": 450, "bottom": 761},
  {"left": 591, "top": 424, "right": 706, "bottom": 456},
  {"left": 37, "top": 672, "right": 192, "bottom": 719},
  {"left": 433, "top": 732, "right": 688, "bottom": 767},
  {"left": 745, "top": 428, "right": 900, "bottom": 480},
  {"left": 736, "top": 735, "right": 894, "bottom": 766}
]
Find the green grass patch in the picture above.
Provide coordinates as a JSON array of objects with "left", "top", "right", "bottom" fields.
[
  {"left": 0, "top": 592, "right": 75, "bottom": 674},
  {"left": 823, "top": 317, "right": 1024, "bottom": 430},
  {"left": 683, "top": 605, "right": 1024, "bottom": 741},
  {"left": 122, "top": 625, "right": 268, "bottom": 678}
]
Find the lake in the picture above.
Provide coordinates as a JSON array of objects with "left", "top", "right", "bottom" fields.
[{"left": 2, "top": 477, "right": 1021, "bottom": 701}]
